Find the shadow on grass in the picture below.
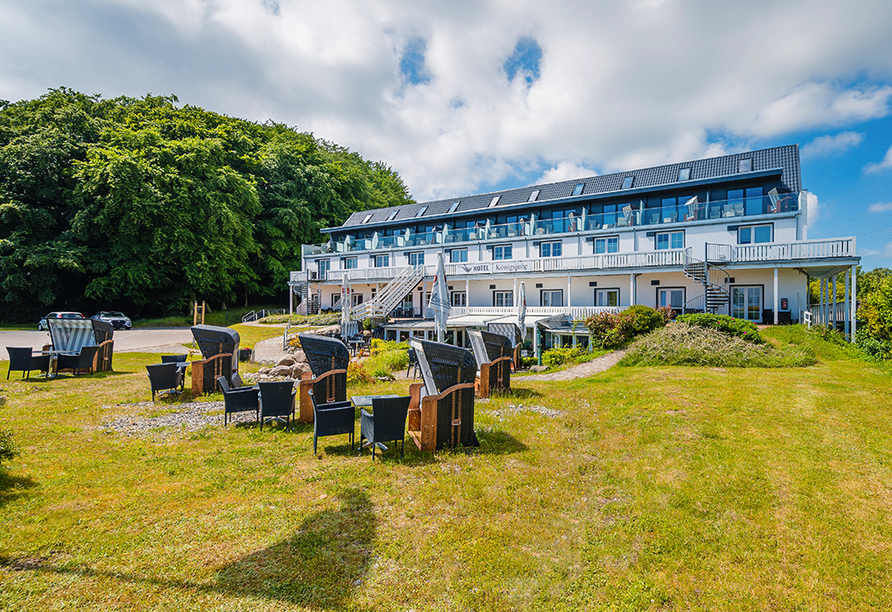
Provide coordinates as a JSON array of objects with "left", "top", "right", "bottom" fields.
[
  {"left": 0, "top": 488, "right": 376, "bottom": 610},
  {"left": 0, "top": 470, "right": 37, "bottom": 508},
  {"left": 475, "top": 429, "right": 528, "bottom": 455}
]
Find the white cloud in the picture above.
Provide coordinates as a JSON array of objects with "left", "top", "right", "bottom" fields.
[
  {"left": 536, "top": 162, "right": 598, "bottom": 186},
  {"left": 884, "top": 242, "right": 892, "bottom": 257},
  {"left": 1, "top": 0, "right": 892, "bottom": 200},
  {"left": 867, "top": 201, "right": 892, "bottom": 213},
  {"left": 801, "top": 131, "right": 864, "bottom": 159},
  {"left": 863, "top": 145, "right": 892, "bottom": 174}
]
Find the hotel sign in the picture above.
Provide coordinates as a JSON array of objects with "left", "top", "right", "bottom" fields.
[
  {"left": 456, "top": 263, "right": 492, "bottom": 274},
  {"left": 493, "top": 261, "right": 531, "bottom": 274}
]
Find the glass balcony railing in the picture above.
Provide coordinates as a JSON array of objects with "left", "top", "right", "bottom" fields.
[{"left": 304, "top": 193, "right": 801, "bottom": 255}]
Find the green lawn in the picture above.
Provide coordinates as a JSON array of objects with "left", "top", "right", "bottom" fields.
[{"left": 1, "top": 328, "right": 891, "bottom": 610}]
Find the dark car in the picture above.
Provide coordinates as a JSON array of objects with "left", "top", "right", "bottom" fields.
[
  {"left": 91, "top": 311, "right": 132, "bottom": 330},
  {"left": 38, "top": 311, "right": 85, "bottom": 331}
]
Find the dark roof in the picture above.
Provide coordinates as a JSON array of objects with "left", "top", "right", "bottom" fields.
[{"left": 335, "top": 144, "right": 800, "bottom": 231}]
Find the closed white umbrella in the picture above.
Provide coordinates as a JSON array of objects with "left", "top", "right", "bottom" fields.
[
  {"left": 429, "top": 252, "right": 451, "bottom": 343},
  {"left": 340, "top": 275, "right": 351, "bottom": 326},
  {"left": 516, "top": 282, "right": 527, "bottom": 341}
]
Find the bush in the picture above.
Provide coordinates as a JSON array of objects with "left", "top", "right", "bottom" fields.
[
  {"left": 585, "top": 305, "right": 670, "bottom": 349},
  {"left": 0, "top": 428, "right": 17, "bottom": 467},
  {"left": 542, "top": 346, "right": 584, "bottom": 366},
  {"left": 363, "top": 339, "right": 410, "bottom": 380},
  {"left": 620, "top": 323, "right": 815, "bottom": 368},
  {"left": 858, "top": 276, "right": 892, "bottom": 341},
  {"left": 675, "top": 313, "right": 765, "bottom": 344},
  {"left": 346, "top": 361, "right": 375, "bottom": 385},
  {"left": 855, "top": 327, "right": 892, "bottom": 361}
]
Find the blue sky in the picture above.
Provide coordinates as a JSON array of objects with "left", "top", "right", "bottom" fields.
[{"left": 0, "top": 0, "right": 891, "bottom": 268}]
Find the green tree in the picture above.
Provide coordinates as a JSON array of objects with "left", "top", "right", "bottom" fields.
[{"left": 858, "top": 276, "right": 892, "bottom": 341}]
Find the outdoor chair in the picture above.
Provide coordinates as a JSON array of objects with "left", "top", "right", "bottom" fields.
[
  {"left": 6, "top": 347, "right": 50, "bottom": 379},
  {"left": 297, "top": 333, "right": 349, "bottom": 423},
  {"left": 146, "top": 362, "right": 184, "bottom": 400},
  {"left": 359, "top": 396, "right": 411, "bottom": 460},
  {"left": 57, "top": 345, "right": 100, "bottom": 376},
  {"left": 308, "top": 388, "right": 355, "bottom": 454},
  {"left": 468, "top": 330, "right": 512, "bottom": 398},
  {"left": 216, "top": 376, "right": 259, "bottom": 426},
  {"left": 161, "top": 354, "right": 188, "bottom": 364},
  {"left": 406, "top": 347, "right": 420, "bottom": 378},
  {"left": 190, "top": 325, "right": 239, "bottom": 394},
  {"left": 258, "top": 380, "right": 296, "bottom": 430}
]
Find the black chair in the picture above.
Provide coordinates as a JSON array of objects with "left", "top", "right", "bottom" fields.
[
  {"left": 259, "top": 381, "right": 296, "bottom": 430},
  {"left": 216, "top": 376, "right": 259, "bottom": 426},
  {"left": 6, "top": 347, "right": 50, "bottom": 379},
  {"left": 406, "top": 348, "right": 420, "bottom": 379},
  {"left": 57, "top": 345, "right": 100, "bottom": 376},
  {"left": 161, "top": 354, "right": 188, "bottom": 364},
  {"left": 146, "top": 362, "right": 184, "bottom": 400},
  {"left": 359, "top": 396, "right": 411, "bottom": 460},
  {"left": 308, "top": 389, "right": 355, "bottom": 454}
]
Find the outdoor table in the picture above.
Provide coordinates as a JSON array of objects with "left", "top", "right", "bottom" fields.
[{"left": 351, "top": 394, "right": 401, "bottom": 452}]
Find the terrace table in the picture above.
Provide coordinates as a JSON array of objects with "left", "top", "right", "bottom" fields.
[{"left": 351, "top": 394, "right": 401, "bottom": 452}]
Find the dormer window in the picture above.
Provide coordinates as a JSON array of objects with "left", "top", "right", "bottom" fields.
[
  {"left": 677, "top": 168, "right": 691, "bottom": 181},
  {"left": 414, "top": 206, "right": 428, "bottom": 218},
  {"left": 572, "top": 183, "right": 584, "bottom": 196},
  {"left": 386, "top": 210, "right": 398, "bottom": 221},
  {"left": 738, "top": 158, "right": 752, "bottom": 172},
  {"left": 528, "top": 189, "right": 540, "bottom": 202},
  {"left": 621, "top": 176, "right": 634, "bottom": 189},
  {"left": 488, "top": 196, "right": 501, "bottom": 207},
  {"left": 448, "top": 201, "right": 461, "bottom": 213},
  {"left": 361, "top": 213, "right": 373, "bottom": 224}
]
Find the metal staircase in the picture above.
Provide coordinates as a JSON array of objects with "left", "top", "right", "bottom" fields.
[
  {"left": 683, "top": 251, "right": 730, "bottom": 313},
  {"left": 351, "top": 265, "right": 425, "bottom": 320}
]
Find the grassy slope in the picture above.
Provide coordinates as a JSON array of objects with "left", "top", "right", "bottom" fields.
[{"left": 0, "top": 328, "right": 890, "bottom": 610}]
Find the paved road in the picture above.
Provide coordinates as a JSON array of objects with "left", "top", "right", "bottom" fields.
[{"left": 0, "top": 328, "right": 195, "bottom": 360}]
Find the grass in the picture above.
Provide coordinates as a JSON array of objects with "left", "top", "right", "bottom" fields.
[{"left": 1, "top": 327, "right": 892, "bottom": 610}]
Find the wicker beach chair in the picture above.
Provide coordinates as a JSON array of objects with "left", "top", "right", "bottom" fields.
[
  {"left": 468, "top": 330, "right": 512, "bottom": 397},
  {"left": 297, "top": 334, "right": 349, "bottom": 423},
  {"left": 190, "top": 325, "right": 239, "bottom": 394}
]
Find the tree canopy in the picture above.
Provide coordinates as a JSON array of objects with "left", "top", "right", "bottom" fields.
[{"left": 0, "top": 89, "right": 412, "bottom": 320}]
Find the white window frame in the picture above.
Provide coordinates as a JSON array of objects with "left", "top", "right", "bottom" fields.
[
  {"left": 655, "top": 231, "right": 684, "bottom": 250},
  {"left": 451, "top": 291, "right": 467, "bottom": 307},
  {"left": 541, "top": 289, "right": 563, "bottom": 307},
  {"left": 595, "top": 288, "right": 619, "bottom": 307},
  {"left": 493, "top": 244, "right": 513, "bottom": 260},
  {"left": 342, "top": 257, "right": 357, "bottom": 270},
  {"left": 450, "top": 248, "right": 468, "bottom": 263},
  {"left": 408, "top": 251, "right": 425, "bottom": 267},
  {"left": 658, "top": 287, "right": 686, "bottom": 310},
  {"left": 373, "top": 254, "right": 390, "bottom": 268},
  {"left": 493, "top": 291, "right": 514, "bottom": 307},
  {"left": 540, "top": 241, "right": 562, "bottom": 258},
  {"left": 594, "top": 236, "right": 619, "bottom": 254},
  {"left": 731, "top": 285, "right": 763, "bottom": 322},
  {"left": 738, "top": 224, "right": 772, "bottom": 245},
  {"left": 317, "top": 259, "right": 330, "bottom": 279}
]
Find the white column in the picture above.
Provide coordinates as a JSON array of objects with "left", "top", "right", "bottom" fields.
[
  {"left": 629, "top": 273, "right": 636, "bottom": 307},
  {"left": 567, "top": 276, "right": 572, "bottom": 308},
  {"left": 466, "top": 279, "right": 470, "bottom": 308},
  {"left": 289, "top": 285, "right": 293, "bottom": 315},
  {"left": 851, "top": 265, "right": 858, "bottom": 340},
  {"left": 832, "top": 275, "right": 837, "bottom": 329},
  {"left": 773, "top": 268, "right": 779, "bottom": 325}
]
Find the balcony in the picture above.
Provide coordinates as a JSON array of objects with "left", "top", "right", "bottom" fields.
[{"left": 304, "top": 193, "right": 803, "bottom": 257}]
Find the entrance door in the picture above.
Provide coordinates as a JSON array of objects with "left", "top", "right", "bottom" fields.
[
  {"left": 658, "top": 288, "right": 685, "bottom": 310},
  {"left": 731, "top": 286, "right": 762, "bottom": 321}
]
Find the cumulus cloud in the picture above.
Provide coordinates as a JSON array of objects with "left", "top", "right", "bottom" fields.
[
  {"left": 801, "top": 131, "right": 864, "bottom": 159},
  {"left": 863, "top": 145, "right": 892, "bottom": 174},
  {"left": 867, "top": 201, "right": 892, "bottom": 213},
  {"left": 536, "top": 162, "right": 598, "bottom": 185},
  {"left": 1, "top": 0, "right": 892, "bottom": 200}
]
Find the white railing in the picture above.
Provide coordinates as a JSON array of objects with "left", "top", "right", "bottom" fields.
[
  {"left": 706, "top": 243, "right": 732, "bottom": 262},
  {"left": 734, "top": 238, "right": 855, "bottom": 263},
  {"left": 447, "top": 306, "right": 621, "bottom": 320}
]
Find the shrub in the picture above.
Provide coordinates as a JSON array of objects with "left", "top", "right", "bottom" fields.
[
  {"left": 346, "top": 362, "right": 375, "bottom": 385},
  {"left": 363, "top": 339, "right": 410, "bottom": 380},
  {"left": 585, "top": 305, "right": 669, "bottom": 349},
  {"left": 674, "top": 313, "right": 765, "bottom": 344},
  {"left": 620, "top": 323, "right": 815, "bottom": 368},
  {"left": 542, "top": 346, "right": 584, "bottom": 367},
  {"left": 0, "top": 428, "right": 17, "bottom": 467},
  {"left": 858, "top": 276, "right": 892, "bottom": 341},
  {"left": 855, "top": 327, "right": 892, "bottom": 361}
]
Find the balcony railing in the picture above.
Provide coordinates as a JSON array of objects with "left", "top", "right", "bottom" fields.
[{"left": 304, "top": 193, "right": 803, "bottom": 256}]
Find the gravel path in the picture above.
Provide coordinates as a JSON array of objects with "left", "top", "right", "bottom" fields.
[
  {"left": 521, "top": 349, "right": 627, "bottom": 381},
  {"left": 100, "top": 400, "right": 257, "bottom": 438}
]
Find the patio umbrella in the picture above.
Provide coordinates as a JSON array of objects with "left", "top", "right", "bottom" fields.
[
  {"left": 516, "top": 281, "right": 527, "bottom": 341},
  {"left": 429, "top": 252, "right": 451, "bottom": 343},
  {"left": 340, "top": 275, "right": 351, "bottom": 326}
]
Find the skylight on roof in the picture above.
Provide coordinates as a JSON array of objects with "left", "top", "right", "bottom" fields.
[
  {"left": 621, "top": 176, "right": 634, "bottom": 189},
  {"left": 738, "top": 158, "right": 752, "bottom": 172},
  {"left": 361, "top": 213, "right": 373, "bottom": 224},
  {"left": 414, "top": 206, "right": 428, "bottom": 218},
  {"left": 488, "top": 196, "right": 501, "bottom": 207},
  {"left": 528, "top": 189, "right": 540, "bottom": 202},
  {"left": 387, "top": 210, "right": 398, "bottom": 221},
  {"left": 572, "top": 183, "right": 584, "bottom": 196},
  {"left": 448, "top": 201, "right": 461, "bottom": 213},
  {"left": 678, "top": 167, "right": 691, "bottom": 181}
]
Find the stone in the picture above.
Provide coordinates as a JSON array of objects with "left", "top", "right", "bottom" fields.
[
  {"left": 258, "top": 367, "right": 271, "bottom": 375},
  {"left": 529, "top": 365, "right": 549, "bottom": 372},
  {"left": 270, "top": 365, "right": 293, "bottom": 377},
  {"left": 276, "top": 355, "right": 296, "bottom": 367},
  {"left": 291, "top": 349, "right": 307, "bottom": 364},
  {"left": 291, "top": 363, "right": 310, "bottom": 378}
]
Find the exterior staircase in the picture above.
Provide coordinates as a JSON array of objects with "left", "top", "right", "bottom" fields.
[
  {"left": 351, "top": 265, "right": 425, "bottom": 320},
  {"left": 683, "top": 253, "right": 730, "bottom": 313}
]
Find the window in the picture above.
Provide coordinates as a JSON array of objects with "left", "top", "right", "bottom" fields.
[
  {"left": 745, "top": 186, "right": 763, "bottom": 215},
  {"left": 317, "top": 259, "right": 330, "bottom": 278},
  {"left": 528, "top": 189, "right": 540, "bottom": 202},
  {"left": 493, "top": 291, "right": 514, "bottom": 307},
  {"left": 738, "top": 225, "right": 772, "bottom": 244},
  {"left": 595, "top": 236, "right": 619, "bottom": 254},
  {"left": 677, "top": 167, "right": 691, "bottom": 181},
  {"left": 451, "top": 292, "right": 467, "bottom": 307},
  {"left": 361, "top": 213, "right": 372, "bottom": 224},
  {"left": 731, "top": 286, "right": 762, "bottom": 321},
  {"left": 655, "top": 231, "right": 684, "bottom": 250},
  {"left": 386, "top": 210, "right": 398, "bottom": 221},
  {"left": 493, "top": 244, "right": 512, "bottom": 260},
  {"left": 541, "top": 241, "right": 562, "bottom": 257},
  {"left": 572, "top": 183, "right": 585, "bottom": 196},
  {"left": 621, "top": 176, "right": 634, "bottom": 189},
  {"left": 414, "top": 206, "right": 428, "bottom": 218},
  {"left": 408, "top": 251, "right": 424, "bottom": 266},
  {"left": 374, "top": 254, "right": 390, "bottom": 267},
  {"left": 343, "top": 257, "right": 357, "bottom": 269},
  {"left": 595, "top": 288, "right": 619, "bottom": 307},
  {"left": 738, "top": 158, "right": 752, "bottom": 172},
  {"left": 450, "top": 248, "right": 468, "bottom": 263},
  {"left": 541, "top": 290, "right": 563, "bottom": 307},
  {"left": 658, "top": 287, "right": 685, "bottom": 310},
  {"left": 352, "top": 293, "right": 364, "bottom": 306},
  {"left": 448, "top": 201, "right": 461, "bottom": 213},
  {"left": 489, "top": 195, "right": 501, "bottom": 207}
]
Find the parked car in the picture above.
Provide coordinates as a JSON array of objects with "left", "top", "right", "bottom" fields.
[
  {"left": 38, "top": 311, "right": 85, "bottom": 331},
  {"left": 91, "top": 311, "right": 132, "bottom": 330}
]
